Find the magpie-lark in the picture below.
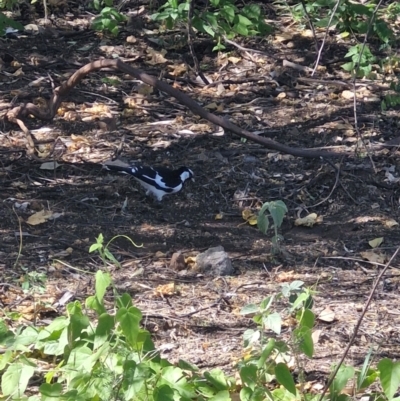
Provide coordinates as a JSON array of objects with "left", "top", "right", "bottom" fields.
[{"left": 104, "top": 164, "right": 194, "bottom": 201}]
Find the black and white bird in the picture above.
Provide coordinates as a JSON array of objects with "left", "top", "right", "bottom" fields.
[{"left": 104, "top": 164, "right": 194, "bottom": 201}]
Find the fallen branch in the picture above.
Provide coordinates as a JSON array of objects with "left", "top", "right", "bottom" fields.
[{"left": 6, "top": 58, "right": 347, "bottom": 159}]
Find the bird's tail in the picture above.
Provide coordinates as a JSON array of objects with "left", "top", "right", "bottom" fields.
[{"left": 103, "top": 164, "right": 134, "bottom": 175}]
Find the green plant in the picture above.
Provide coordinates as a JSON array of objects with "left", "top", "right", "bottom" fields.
[
  {"left": 152, "top": 0, "right": 271, "bottom": 51},
  {"left": 341, "top": 44, "right": 376, "bottom": 78},
  {"left": 92, "top": 0, "right": 127, "bottom": 36},
  {"left": 89, "top": 233, "right": 143, "bottom": 268},
  {"left": 257, "top": 200, "right": 288, "bottom": 245},
  {"left": 0, "top": 11, "right": 23, "bottom": 35},
  {"left": 20, "top": 269, "right": 47, "bottom": 293},
  {"left": 238, "top": 281, "right": 315, "bottom": 400},
  {"left": 0, "top": 270, "right": 237, "bottom": 400}
]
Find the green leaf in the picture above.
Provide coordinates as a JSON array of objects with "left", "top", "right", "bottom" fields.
[
  {"left": 86, "top": 295, "right": 106, "bottom": 315},
  {"left": 89, "top": 243, "right": 101, "bottom": 253},
  {"left": 95, "top": 270, "right": 111, "bottom": 302},
  {"left": 236, "top": 14, "right": 253, "bottom": 26},
  {"left": 203, "top": 24, "right": 216, "bottom": 38},
  {"left": 204, "top": 368, "right": 230, "bottom": 391},
  {"left": 233, "top": 22, "right": 248, "bottom": 36},
  {"left": 330, "top": 365, "right": 355, "bottom": 396},
  {"left": 209, "top": 391, "right": 231, "bottom": 401},
  {"left": 1, "top": 363, "right": 35, "bottom": 397},
  {"left": 275, "top": 362, "right": 297, "bottom": 395},
  {"left": 242, "top": 4, "right": 261, "bottom": 19},
  {"left": 341, "top": 62, "right": 355, "bottom": 72},
  {"left": 297, "top": 308, "right": 315, "bottom": 329},
  {"left": 116, "top": 293, "right": 133, "bottom": 309},
  {"left": 94, "top": 313, "right": 114, "bottom": 349},
  {"left": 154, "top": 384, "right": 175, "bottom": 401},
  {"left": 293, "top": 326, "right": 313, "bottom": 357},
  {"left": 66, "top": 345, "right": 94, "bottom": 372},
  {"left": 258, "top": 338, "right": 276, "bottom": 368},
  {"left": 268, "top": 200, "right": 288, "bottom": 228},
  {"left": 378, "top": 359, "right": 400, "bottom": 400},
  {"left": 243, "top": 329, "right": 260, "bottom": 347},
  {"left": 39, "top": 383, "right": 62, "bottom": 401},
  {"left": 116, "top": 306, "right": 142, "bottom": 348},
  {"left": 263, "top": 312, "right": 281, "bottom": 335},
  {"left": 257, "top": 214, "right": 269, "bottom": 235},
  {"left": 240, "top": 364, "right": 258, "bottom": 389},
  {"left": 220, "top": 4, "right": 235, "bottom": 23},
  {"left": 259, "top": 295, "right": 274, "bottom": 312},
  {"left": 240, "top": 303, "right": 259, "bottom": 315}
]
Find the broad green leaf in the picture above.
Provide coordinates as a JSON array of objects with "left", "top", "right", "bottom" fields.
[
  {"left": 2, "top": 363, "right": 35, "bottom": 397},
  {"left": 294, "top": 326, "right": 313, "bottom": 357},
  {"left": 94, "top": 313, "right": 114, "bottom": 349},
  {"left": 240, "top": 365, "right": 258, "bottom": 389},
  {"left": 258, "top": 338, "right": 276, "bottom": 368},
  {"left": 242, "top": 4, "right": 261, "bottom": 19},
  {"left": 66, "top": 345, "right": 93, "bottom": 372},
  {"left": 39, "top": 383, "right": 62, "bottom": 401},
  {"left": 257, "top": 214, "right": 269, "bottom": 234},
  {"left": 243, "top": 329, "right": 260, "bottom": 347},
  {"left": 116, "top": 292, "right": 133, "bottom": 309},
  {"left": 260, "top": 295, "right": 274, "bottom": 312},
  {"left": 233, "top": 22, "right": 248, "bottom": 36},
  {"left": 204, "top": 368, "right": 230, "bottom": 391},
  {"left": 85, "top": 295, "right": 106, "bottom": 315},
  {"left": 297, "top": 308, "right": 315, "bottom": 329},
  {"left": 275, "top": 363, "right": 296, "bottom": 395},
  {"left": 95, "top": 270, "right": 111, "bottom": 302},
  {"left": 240, "top": 303, "right": 259, "bottom": 315},
  {"left": 330, "top": 365, "right": 355, "bottom": 395},
  {"left": 116, "top": 306, "right": 142, "bottom": 348},
  {"left": 236, "top": 14, "right": 253, "bottom": 26},
  {"left": 154, "top": 384, "right": 175, "bottom": 401},
  {"left": 268, "top": 200, "right": 288, "bottom": 228},
  {"left": 209, "top": 390, "right": 231, "bottom": 401},
  {"left": 263, "top": 312, "right": 281, "bottom": 335},
  {"left": 378, "top": 359, "right": 400, "bottom": 400}
]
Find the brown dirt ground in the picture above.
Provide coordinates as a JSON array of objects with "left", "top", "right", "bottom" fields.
[{"left": 1, "top": 0, "right": 400, "bottom": 389}]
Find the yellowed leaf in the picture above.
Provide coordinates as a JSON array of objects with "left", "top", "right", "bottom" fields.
[
  {"left": 369, "top": 237, "right": 383, "bottom": 248},
  {"left": 167, "top": 63, "right": 186, "bottom": 76},
  {"left": 295, "top": 213, "right": 321, "bottom": 227},
  {"left": 318, "top": 307, "right": 335, "bottom": 322},
  {"left": 27, "top": 210, "right": 54, "bottom": 225},
  {"left": 215, "top": 213, "right": 224, "bottom": 220},
  {"left": 137, "top": 84, "right": 153, "bottom": 95},
  {"left": 204, "top": 102, "right": 218, "bottom": 110},
  {"left": 312, "top": 329, "right": 322, "bottom": 343},
  {"left": 155, "top": 251, "right": 166, "bottom": 259},
  {"left": 154, "top": 282, "right": 178, "bottom": 297},
  {"left": 13, "top": 68, "right": 24, "bottom": 76},
  {"left": 228, "top": 56, "right": 241, "bottom": 64},
  {"left": 360, "top": 251, "right": 386, "bottom": 264},
  {"left": 384, "top": 219, "right": 398, "bottom": 228},
  {"left": 146, "top": 48, "right": 167, "bottom": 65},
  {"left": 185, "top": 256, "right": 197, "bottom": 265},
  {"left": 242, "top": 209, "right": 257, "bottom": 225}
]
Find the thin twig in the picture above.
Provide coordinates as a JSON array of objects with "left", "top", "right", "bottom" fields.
[
  {"left": 352, "top": 0, "right": 384, "bottom": 174},
  {"left": 187, "top": 0, "right": 209, "bottom": 85},
  {"left": 318, "top": 246, "right": 400, "bottom": 401},
  {"left": 312, "top": 0, "right": 341, "bottom": 76},
  {"left": 299, "top": 0, "right": 319, "bottom": 53}
]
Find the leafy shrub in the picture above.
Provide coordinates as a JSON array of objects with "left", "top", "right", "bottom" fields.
[
  {"left": 152, "top": 0, "right": 271, "bottom": 51},
  {"left": 92, "top": 0, "right": 127, "bottom": 35}
]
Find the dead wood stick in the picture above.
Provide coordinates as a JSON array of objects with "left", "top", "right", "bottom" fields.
[{"left": 6, "top": 59, "right": 347, "bottom": 159}]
